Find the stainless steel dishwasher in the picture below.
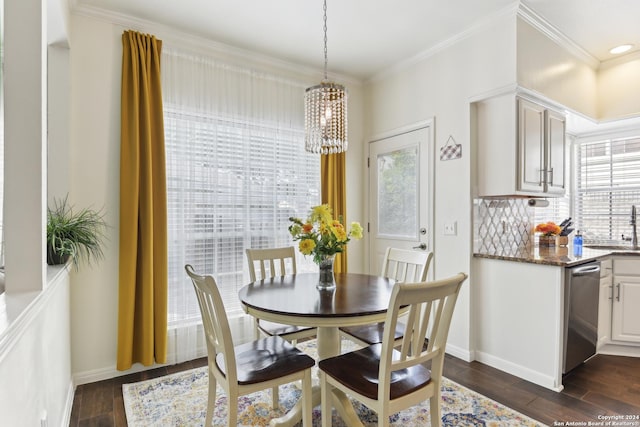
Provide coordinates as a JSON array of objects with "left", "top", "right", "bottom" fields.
[{"left": 563, "top": 261, "right": 601, "bottom": 374}]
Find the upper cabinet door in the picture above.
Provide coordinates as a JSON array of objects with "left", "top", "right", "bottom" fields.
[
  {"left": 474, "top": 92, "right": 566, "bottom": 198},
  {"left": 545, "top": 109, "right": 566, "bottom": 195},
  {"left": 518, "top": 99, "right": 545, "bottom": 193}
]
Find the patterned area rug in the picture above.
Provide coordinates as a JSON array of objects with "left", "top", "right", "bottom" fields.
[{"left": 123, "top": 340, "right": 547, "bottom": 426}]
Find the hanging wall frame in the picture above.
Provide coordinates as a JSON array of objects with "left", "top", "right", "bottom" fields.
[{"left": 440, "top": 135, "right": 462, "bottom": 161}]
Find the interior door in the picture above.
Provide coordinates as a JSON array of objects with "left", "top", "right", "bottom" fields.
[{"left": 368, "top": 125, "right": 433, "bottom": 276}]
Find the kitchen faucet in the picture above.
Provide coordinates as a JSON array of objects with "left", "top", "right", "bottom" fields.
[{"left": 622, "top": 205, "right": 638, "bottom": 249}]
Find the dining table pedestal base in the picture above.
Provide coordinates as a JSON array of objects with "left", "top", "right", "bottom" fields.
[{"left": 267, "top": 326, "right": 362, "bottom": 427}]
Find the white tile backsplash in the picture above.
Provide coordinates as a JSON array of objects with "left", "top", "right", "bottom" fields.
[{"left": 474, "top": 198, "right": 533, "bottom": 254}]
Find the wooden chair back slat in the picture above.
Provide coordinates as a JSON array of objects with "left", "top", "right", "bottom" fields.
[{"left": 246, "top": 247, "right": 297, "bottom": 282}]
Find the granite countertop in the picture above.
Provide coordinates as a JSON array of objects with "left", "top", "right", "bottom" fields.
[{"left": 473, "top": 243, "right": 640, "bottom": 267}]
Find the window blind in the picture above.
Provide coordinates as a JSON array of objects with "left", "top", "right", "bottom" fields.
[
  {"left": 575, "top": 136, "right": 640, "bottom": 243},
  {"left": 164, "top": 109, "right": 320, "bottom": 324}
]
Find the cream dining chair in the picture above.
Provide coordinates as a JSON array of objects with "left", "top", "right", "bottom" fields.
[
  {"left": 319, "top": 272, "right": 468, "bottom": 427},
  {"left": 246, "top": 246, "right": 317, "bottom": 343},
  {"left": 185, "top": 264, "right": 315, "bottom": 427},
  {"left": 340, "top": 247, "right": 433, "bottom": 347}
]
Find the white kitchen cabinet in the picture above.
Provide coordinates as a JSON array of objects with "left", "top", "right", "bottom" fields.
[
  {"left": 475, "top": 92, "right": 566, "bottom": 197},
  {"left": 612, "top": 258, "right": 640, "bottom": 343},
  {"left": 544, "top": 108, "right": 566, "bottom": 194},
  {"left": 598, "top": 258, "right": 613, "bottom": 348}
]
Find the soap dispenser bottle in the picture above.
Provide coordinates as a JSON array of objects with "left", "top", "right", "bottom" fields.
[{"left": 573, "top": 230, "right": 583, "bottom": 256}]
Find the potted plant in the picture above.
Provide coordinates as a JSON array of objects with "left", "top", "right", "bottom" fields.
[{"left": 46, "top": 195, "right": 107, "bottom": 269}]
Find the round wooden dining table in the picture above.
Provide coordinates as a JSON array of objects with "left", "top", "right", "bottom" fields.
[{"left": 238, "top": 272, "right": 397, "bottom": 426}]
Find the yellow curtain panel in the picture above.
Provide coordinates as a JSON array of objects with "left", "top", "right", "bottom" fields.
[
  {"left": 117, "top": 31, "right": 168, "bottom": 370},
  {"left": 321, "top": 152, "right": 348, "bottom": 272}
]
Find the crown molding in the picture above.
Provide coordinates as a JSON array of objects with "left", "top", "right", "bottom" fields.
[
  {"left": 369, "top": 1, "right": 604, "bottom": 83},
  {"left": 69, "top": 2, "right": 362, "bottom": 87},
  {"left": 516, "top": 2, "right": 599, "bottom": 69},
  {"left": 599, "top": 49, "right": 640, "bottom": 71},
  {"left": 368, "top": 2, "right": 520, "bottom": 83}
]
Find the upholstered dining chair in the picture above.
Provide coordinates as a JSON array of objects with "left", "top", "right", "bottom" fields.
[
  {"left": 246, "top": 247, "right": 317, "bottom": 343},
  {"left": 319, "top": 272, "right": 468, "bottom": 427},
  {"left": 340, "top": 247, "right": 433, "bottom": 347},
  {"left": 185, "top": 264, "right": 315, "bottom": 427}
]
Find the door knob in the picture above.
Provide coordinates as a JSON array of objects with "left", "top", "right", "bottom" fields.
[{"left": 413, "top": 243, "right": 427, "bottom": 250}]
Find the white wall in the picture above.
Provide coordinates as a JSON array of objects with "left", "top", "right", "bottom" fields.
[
  {"left": 516, "top": 18, "right": 598, "bottom": 119},
  {"left": 0, "top": 268, "right": 73, "bottom": 427},
  {"left": 68, "top": 11, "right": 365, "bottom": 381},
  {"left": 0, "top": 0, "right": 74, "bottom": 425},
  {"left": 3, "top": 0, "right": 47, "bottom": 292},
  {"left": 364, "top": 13, "right": 517, "bottom": 359},
  {"left": 473, "top": 258, "right": 564, "bottom": 390},
  {"left": 598, "top": 54, "right": 640, "bottom": 121}
]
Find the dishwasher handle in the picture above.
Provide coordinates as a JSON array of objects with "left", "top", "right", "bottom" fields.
[{"left": 571, "top": 264, "right": 601, "bottom": 276}]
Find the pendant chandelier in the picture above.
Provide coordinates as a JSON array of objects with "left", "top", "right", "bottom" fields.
[{"left": 304, "top": 0, "right": 348, "bottom": 154}]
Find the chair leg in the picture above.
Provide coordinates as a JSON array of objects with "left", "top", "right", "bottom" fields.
[
  {"left": 430, "top": 391, "right": 442, "bottom": 427},
  {"left": 377, "top": 407, "right": 390, "bottom": 427},
  {"left": 301, "top": 369, "right": 312, "bottom": 426},
  {"left": 271, "top": 385, "right": 279, "bottom": 409},
  {"left": 205, "top": 372, "right": 216, "bottom": 427},
  {"left": 227, "top": 391, "right": 238, "bottom": 427},
  {"left": 321, "top": 373, "right": 331, "bottom": 427}
]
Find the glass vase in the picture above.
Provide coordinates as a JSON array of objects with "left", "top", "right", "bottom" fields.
[{"left": 317, "top": 254, "right": 336, "bottom": 290}]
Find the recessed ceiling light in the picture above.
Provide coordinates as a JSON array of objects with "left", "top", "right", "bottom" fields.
[{"left": 609, "top": 44, "right": 633, "bottom": 55}]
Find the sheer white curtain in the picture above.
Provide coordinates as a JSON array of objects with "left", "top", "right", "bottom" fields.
[{"left": 161, "top": 47, "right": 320, "bottom": 363}]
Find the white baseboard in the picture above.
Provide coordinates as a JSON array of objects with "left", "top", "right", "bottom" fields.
[
  {"left": 73, "top": 316, "right": 255, "bottom": 386},
  {"left": 445, "top": 342, "right": 473, "bottom": 362},
  {"left": 598, "top": 343, "right": 640, "bottom": 357},
  {"left": 60, "top": 380, "right": 75, "bottom": 427},
  {"left": 73, "top": 361, "right": 170, "bottom": 386},
  {"left": 474, "top": 350, "right": 563, "bottom": 392}
]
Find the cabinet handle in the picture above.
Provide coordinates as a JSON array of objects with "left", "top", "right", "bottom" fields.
[
  {"left": 609, "top": 284, "right": 614, "bottom": 300},
  {"left": 616, "top": 283, "right": 621, "bottom": 301},
  {"left": 539, "top": 168, "right": 546, "bottom": 184},
  {"left": 547, "top": 167, "right": 554, "bottom": 185}
]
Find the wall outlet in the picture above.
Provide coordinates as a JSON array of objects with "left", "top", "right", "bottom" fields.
[{"left": 444, "top": 221, "right": 457, "bottom": 236}]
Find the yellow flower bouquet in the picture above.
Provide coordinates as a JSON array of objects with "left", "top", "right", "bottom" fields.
[{"left": 288, "top": 204, "right": 363, "bottom": 265}]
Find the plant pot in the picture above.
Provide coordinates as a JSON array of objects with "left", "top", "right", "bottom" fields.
[{"left": 47, "top": 245, "right": 70, "bottom": 266}]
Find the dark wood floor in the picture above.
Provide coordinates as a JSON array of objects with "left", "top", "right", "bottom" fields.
[{"left": 70, "top": 353, "right": 640, "bottom": 426}]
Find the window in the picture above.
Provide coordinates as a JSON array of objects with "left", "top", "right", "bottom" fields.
[
  {"left": 575, "top": 135, "right": 640, "bottom": 244},
  {"left": 162, "top": 50, "right": 320, "bottom": 326}
]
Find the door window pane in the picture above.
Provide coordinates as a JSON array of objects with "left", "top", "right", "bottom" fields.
[{"left": 377, "top": 147, "right": 417, "bottom": 238}]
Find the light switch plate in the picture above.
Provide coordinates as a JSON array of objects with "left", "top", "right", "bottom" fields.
[{"left": 444, "top": 221, "right": 457, "bottom": 236}]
